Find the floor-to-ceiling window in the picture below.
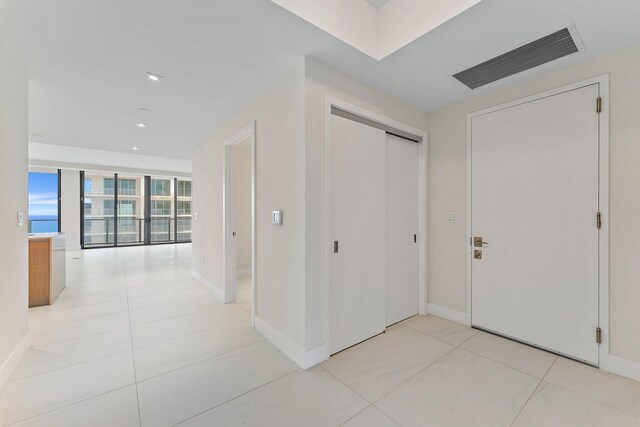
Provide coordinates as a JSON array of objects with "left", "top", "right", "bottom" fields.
[
  {"left": 150, "top": 177, "right": 174, "bottom": 243},
  {"left": 28, "top": 170, "right": 61, "bottom": 233},
  {"left": 176, "top": 179, "right": 192, "bottom": 242},
  {"left": 80, "top": 171, "right": 191, "bottom": 248},
  {"left": 82, "top": 171, "right": 116, "bottom": 247},
  {"left": 117, "top": 175, "right": 144, "bottom": 245}
]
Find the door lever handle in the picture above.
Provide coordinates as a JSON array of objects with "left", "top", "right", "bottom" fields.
[{"left": 473, "top": 237, "right": 488, "bottom": 248}]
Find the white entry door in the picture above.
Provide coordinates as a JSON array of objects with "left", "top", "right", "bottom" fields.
[
  {"left": 330, "top": 114, "right": 386, "bottom": 354},
  {"left": 386, "top": 134, "right": 419, "bottom": 326},
  {"left": 470, "top": 83, "right": 600, "bottom": 364}
]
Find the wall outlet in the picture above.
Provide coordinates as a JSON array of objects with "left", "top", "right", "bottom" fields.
[{"left": 446, "top": 211, "right": 458, "bottom": 223}]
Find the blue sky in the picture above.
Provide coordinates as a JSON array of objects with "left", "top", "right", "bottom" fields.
[{"left": 28, "top": 172, "right": 58, "bottom": 218}]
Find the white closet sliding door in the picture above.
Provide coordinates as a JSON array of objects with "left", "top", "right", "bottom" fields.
[
  {"left": 330, "top": 115, "right": 387, "bottom": 354},
  {"left": 386, "top": 134, "right": 419, "bottom": 326}
]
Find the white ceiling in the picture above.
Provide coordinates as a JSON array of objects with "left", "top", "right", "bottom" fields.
[
  {"left": 29, "top": 142, "right": 192, "bottom": 176},
  {"left": 271, "top": 0, "right": 482, "bottom": 59},
  {"left": 1, "top": 0, "right": 640, "bottom": 160},
  {"left": 366, "top": 0, "right": 389, "bottom": 9}
]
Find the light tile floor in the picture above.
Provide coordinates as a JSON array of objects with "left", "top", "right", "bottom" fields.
[{"left": 2, "top": 245, "right": 640, "bottom": 426}]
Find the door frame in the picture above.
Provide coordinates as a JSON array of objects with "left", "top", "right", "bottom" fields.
[
  {"left": 323, "top": 96, "right": 428, "bottom": 355},
  {"left": 465, "top": 75, "right": 610, "bottom": 367},
  {"left": 223, "top": 121, "right": 257, "bottom": 327}
]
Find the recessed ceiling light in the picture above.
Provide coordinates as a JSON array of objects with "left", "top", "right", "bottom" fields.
[
  {"left": 131, "top": 146, "right": 140, "bottom": 151},
  {"left": 136, "top": 123, "right": 147, "bottom": 128},
  {"left": 146, "top": 72, "right": 163, "bottom": 82}
]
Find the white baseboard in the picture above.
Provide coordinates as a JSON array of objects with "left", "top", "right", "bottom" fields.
[
  {"left": 601, "top": 354, "right": 640, "bottom": 383},
  {"left": 237, "top": 269, "right": 252, "bottom": 278},
  {"left": 427, "top": 303, "right": 470, "bottom": 326},
  {"left": 254, "top": 316, "right": 328, "bottom": 370},
  {"left": 0, "top": 333, "right": 30, "bottom": 392},
  {"left": 191, "top": 270, "right": 225, "bottom": 302}
]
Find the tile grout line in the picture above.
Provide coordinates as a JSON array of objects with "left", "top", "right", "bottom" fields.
[
  {"left": 170, "top": 368, "right": 302, "bottom": 426},
  {"left": 122, "top": 253, "right": 143, "bottom": 427},
  {"left": 7, "top": 347, "right": 135, "bottom": 383},
  {"left": 319, "top": 367, "right": 402, "bottom": 427},
  {"left": 128, "top": 300, "right": 230, "bottom": 328},
  {"left": 400, "top": 322, "right": 479, "bottom": 347},
  {"left": 337, "top": 404, "right": 373, "bottom": 427},
  {"left": 51, "top": 293, "right": 129, "bottom": 308},
  {"left": 132, "top": 317, "right": 251, "bottom": 351},
  {"left": 458, "top": 335, "right": 640, "bottom": 420},
  {"left": 22, "top": 324, "right": 132, "bottom": 351},
  {"left": 318, "top": 364, "right": 372, "bottom": 403},
  {"left": 537, "top": 359, "right": 640, "bottom": 420},
  {"left": 394, "top": 323, "right": 462, "bottom": 349},
  {"left": 128, "top": 291, "right": 221, "bottom": 312},
  {"left": 347, "top": 321, "right": 485, "bottom": 420},
  {"left": 135, "top": 338, "right": 266, "bottom": 385},
  {"left": 4, "top": 251, "right": 136, "bottom": 425},
  {"left": 26, "top": 295, "right": 224, "bottom": 348},
  {"left": 28, "top": 307, "right": 131, "bottom": 330},
  {"left": 3, "top": 384, "right": 137, "bottom": 427},
  {"left": 458, "top": 342, "right": 555, "bottom": 380},
  {"left": 409, "top": 321, "right": 565, "bottom": 385},
  {"left": 507, "top": 357, "right": 557, "bottom": 427},
  {"left": 371, "top": 402, "right": 405, "bottom": 427},
  {"left": 371, "top": 341, "right": 459, "bottom": 406},
  {"left": 320, "top": 320, "right": 468, "bottom": 418},
  {"left": 367, "top": 320, "right": 541, "bottom": 426},
  {"left": 58, "top": 278, "right": 204, "bottom": 307}
]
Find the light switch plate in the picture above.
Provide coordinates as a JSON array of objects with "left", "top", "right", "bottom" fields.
[
  {"left": 272, "top": 210, "right": 282, "bottom": 225},
  {"left": 446, "top": 211, "right": 458, "bottom": 223},
  {"left": 17, "top": 212, "right": 24, "bottom": 227}
]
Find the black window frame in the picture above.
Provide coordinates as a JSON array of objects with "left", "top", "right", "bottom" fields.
[{"left": 81, "top": 172, "right": 192, "bottom": 249}]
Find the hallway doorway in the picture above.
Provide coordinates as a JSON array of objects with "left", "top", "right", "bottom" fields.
[{"left": 223, "top": 122, "right": 256, "bottom": 321}]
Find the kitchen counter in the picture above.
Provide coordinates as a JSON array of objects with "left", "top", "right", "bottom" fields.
[{"left": 28, "top": 233, "right": 66, "bottom": 307}]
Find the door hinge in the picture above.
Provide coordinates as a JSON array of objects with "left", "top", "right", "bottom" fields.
[
  {"left": 596, "top": 327, "right": 602, "bottom": 344},
  {"left": 596, "top": 212, "right": 602, "bottom": 229},
  {"left": 596, "top": 97, "right": 602, "bottom": 113}
]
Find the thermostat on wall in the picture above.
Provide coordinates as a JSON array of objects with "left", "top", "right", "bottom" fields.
[{"left": 272, "top": 210, "right": 282, "bottom": 225}]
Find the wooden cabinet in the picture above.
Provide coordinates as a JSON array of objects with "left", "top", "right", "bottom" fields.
[
  {"left": 28, "top": 233, "right": 66, "bottom": 307},
  {"left": 29, "top": 239, "right": 51, "bottom": 307}
]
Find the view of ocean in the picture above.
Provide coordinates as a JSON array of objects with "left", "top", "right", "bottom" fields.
[{"left": 29, "top": 215, "right": 58, "bottom": 233}]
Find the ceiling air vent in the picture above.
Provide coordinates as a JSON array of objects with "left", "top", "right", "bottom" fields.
[{"left": 453, "top": 28, "right": 579, "bottom": 90}]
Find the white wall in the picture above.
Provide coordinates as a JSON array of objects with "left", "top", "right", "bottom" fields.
[
  {"left": 235, "top": 140, "right": 252, "bottom": 274},
  {"left": 60, "top": 169, "right": 81, "bottom": 251},
  {"left": 426, "top": 42, "right": 640, "bottom": 365},
  {"left": 304, "top": 58, "right": 428, "bottom": 350},
  {"left": 0, "top": 41, "right": 29, "bottom": 390},
  {"left": 192, "top": 60, "right": 307, "bottom": 347},
  {"left": 192, "top": 58, "right": 428, "bottom": 363}
]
